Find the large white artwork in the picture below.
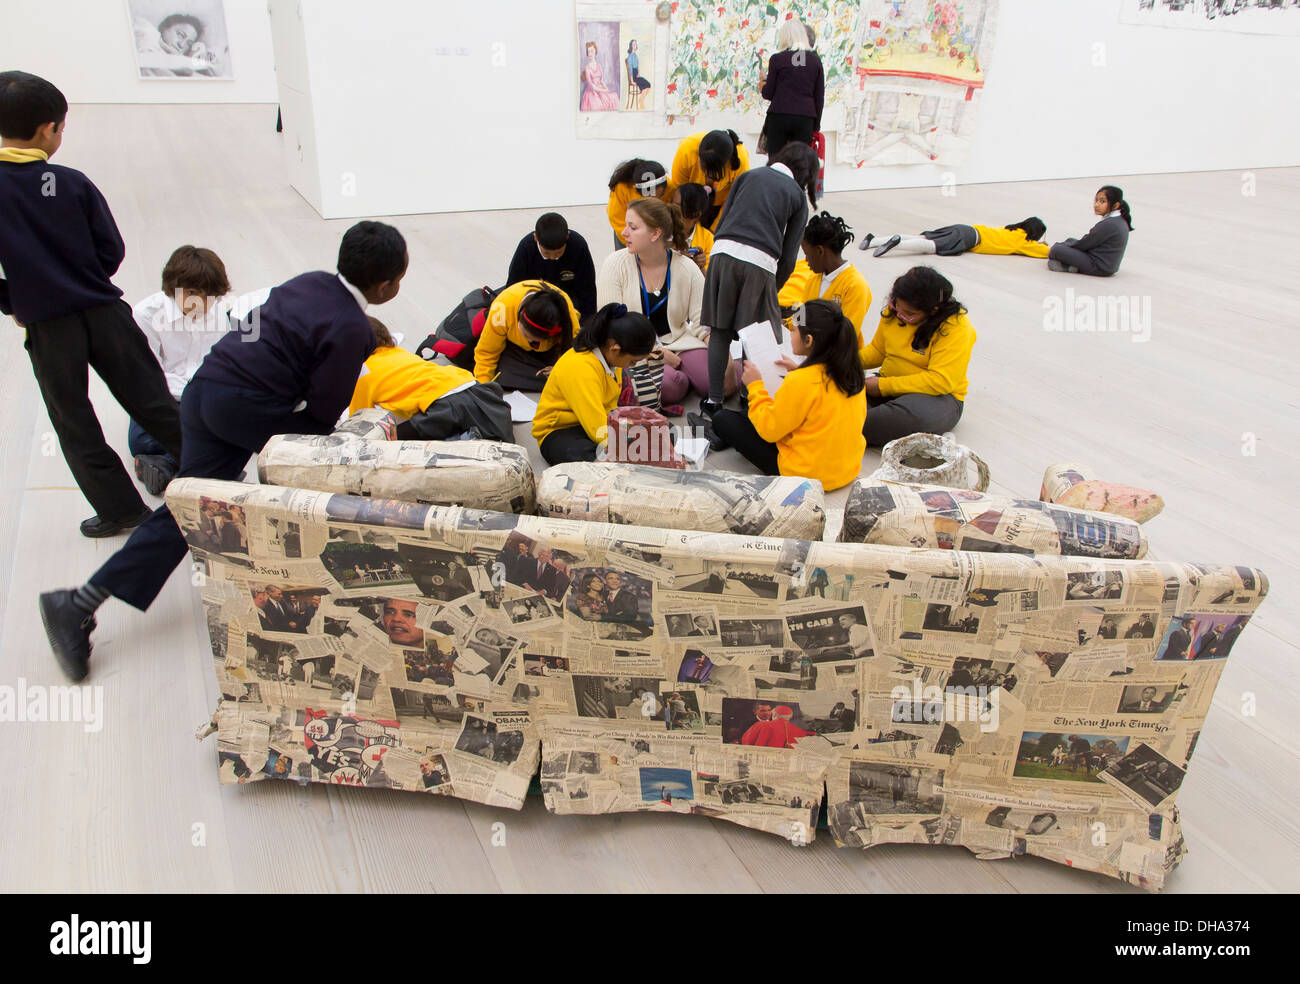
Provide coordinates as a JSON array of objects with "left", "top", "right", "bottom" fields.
[
  {"left": 127, "top": 0, "right": 234, "bottom": 79},
  {"left": 836, "top": 0, "right": 999, "bottom": 168},
  {"left": 1119, "top": 0, "right": 1300, "bottom": 35}
]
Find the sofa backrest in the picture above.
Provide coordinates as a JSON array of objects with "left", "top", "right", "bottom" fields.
[{"left": 169, "top": 478, "right": 1266, "bottom": 889}]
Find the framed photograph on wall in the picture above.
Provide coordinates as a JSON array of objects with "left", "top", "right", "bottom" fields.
[{"left": 127, "top": 0, "right": 234, "bottom": 79}]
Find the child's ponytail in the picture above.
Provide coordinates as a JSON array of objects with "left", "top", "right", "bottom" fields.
[
  {"left": 1099, "top": 185, "right": 1134, "bottom": 230},
  {"left": 790, "top": 299, "right": 864, "bottom": 398},
  {"left": 574, "top": 303, "right": 657, "bottom": 357}
]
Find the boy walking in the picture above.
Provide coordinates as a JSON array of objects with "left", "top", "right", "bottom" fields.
[
  {"left": 40, "top": 221, "right": 409, "bottom": 682},
  {"left": 0, "top": 71, "right": 183, "bottom": 536}
]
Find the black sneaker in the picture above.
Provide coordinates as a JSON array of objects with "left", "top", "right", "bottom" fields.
[
  {"left": 79, "top": 508, "right": 152, "bottom": 539},
  {"left": 39, "top": 589, "right": 95, "bottom": 682},
  {"left": 858, "top": 233, "right": 875, "bottom": 251},
  {"left": 134, "top": 454, "right": 177, "bottom": 496}
]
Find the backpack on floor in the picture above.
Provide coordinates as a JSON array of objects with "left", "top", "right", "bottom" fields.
[{"left": 415, "top": 285, "right": 504, "bottom": 370}]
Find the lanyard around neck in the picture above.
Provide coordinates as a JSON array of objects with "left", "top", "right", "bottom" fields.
[{"left": 636, "top": 251, "right": 671, "bottom": 319}]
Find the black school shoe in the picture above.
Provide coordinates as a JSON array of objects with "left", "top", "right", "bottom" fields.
[
  {"left": 39, "top": 589, "right": 95, "bottom": 682},
  {"left": 80, "top": 507, "right": 152, "bottom": 539},
  {"left": 872, "top": 234, "right": 901, "bottom": 257},
  {"left": 686, "top": 411, "right": 729, "bottom": 452},
  {"left": 134, "top": 454, "right": 177, "bottom": 496}
]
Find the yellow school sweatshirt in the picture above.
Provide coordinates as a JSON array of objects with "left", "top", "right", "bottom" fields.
[
  {"left": 970, "top": 225, "right": 1051, "bottom": 258},
  {"left": 349, "top": 345, "right": 473, "bottom": 418},
  {"left": 689, "top": 222, "right": 715, "bottom": 266},
  {"left": 859, "top": 310, "right": 976, "bottom": 402},
  {"left": 777, "top": 259, "right": 872, "bottom": 346},
  {"left": 746, "top": 363, "right": 866, "bottom": 492},
  {"left": 607, "top": 183, "right": 638, "bottom": 246},
  {"left": 474, "top": 280, "right": 581, "bottom": 384},
  {"left": 670, "top": 132, "right": 751, "bottom": 230},
  {"left": 532, "top": 347, "right": 623, "bottom": 446}
]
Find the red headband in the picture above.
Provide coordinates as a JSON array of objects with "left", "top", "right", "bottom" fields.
[{"left": 522, "top": 310, "right": 563, "bottom": 336}]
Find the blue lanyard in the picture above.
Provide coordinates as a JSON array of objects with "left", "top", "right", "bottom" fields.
[{"left": 636, "top": 251, "right": 671, "bottom": 318}]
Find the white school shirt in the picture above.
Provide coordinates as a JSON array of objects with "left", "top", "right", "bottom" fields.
[
  {"left": 820, "top": 261, "right": 852, "bottom": 298},
  {"left": 133, "top": 287, "right": 272, "bottom": 399}
]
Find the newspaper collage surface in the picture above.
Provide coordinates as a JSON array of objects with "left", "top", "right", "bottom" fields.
[{"left": 171, "top": 476, "right": 1266, "bottom": 889}]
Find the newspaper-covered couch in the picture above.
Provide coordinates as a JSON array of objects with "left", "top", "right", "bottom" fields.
[
  {"left": 538, "top": 462, "right": 826, "bottom": 539},
  {"left": 840, "top": 480, "right": 1147, "bottom": 559},
  {"left": 258, "top": 433, "right": 537, "bottom": 515},
  {"left": 170, "top": 478, "right": 1267, "bottom": 889}
]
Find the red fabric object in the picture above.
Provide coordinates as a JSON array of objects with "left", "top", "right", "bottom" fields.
[
  {"left": 812, "top": 132, "right": 826, "bottom": 200},
  {"left": 740, "top": 717, "right": 813, "bottom": 748},
  {"left": 606, "top": 406, "right": 685, "bottom": 470}
]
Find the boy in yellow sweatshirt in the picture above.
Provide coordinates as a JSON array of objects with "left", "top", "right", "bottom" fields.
[
  {"left": 533, "top": 303, "right": 657, "bottom": 464},
  {"left": 708, "top": 300, "right": 865, "bottom": 492},
  {"left": 859, "top": 267, "right": 976, "bottom": 447},
  {"left": 351, "top": 317, "right": 513, "bottom": 442},
  {"left": 778, "top": 211, "right": 871, "bottom": 346},
  {"left": 473, "top": 280, "right": 581, "bottom": 392}
]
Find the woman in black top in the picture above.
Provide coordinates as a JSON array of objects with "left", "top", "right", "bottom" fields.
[{"left": 760, "top": 19, "right": 823, "bottom": 160}]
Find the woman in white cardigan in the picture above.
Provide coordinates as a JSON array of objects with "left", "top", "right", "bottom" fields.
[{"left": 600, "top": 197, "right": 736, "bottom": 405}]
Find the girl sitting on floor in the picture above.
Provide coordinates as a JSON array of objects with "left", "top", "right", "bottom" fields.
[
  {"left": 778, "top": 211, "right": 872, "bottom": 345},
  {"left": 532, "top": 303, "right": 657, "bottom": 464},
  {"left": 858, "top": 266, "right": 975, "bottom": 448},
  {"left": 867, "top": 216, "right": 1049, "bottom": 261},
  {"left": 1048, "top": 186, "right": 1133, "bottom": 277},
  {"left": 472, "top": 280, "right": 581, "bottom": 392},
  {"left": 706, "top": 299, "right": 866, "bottom": 492}
]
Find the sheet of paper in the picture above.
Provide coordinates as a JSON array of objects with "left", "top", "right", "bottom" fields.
[
  {"left": 675, "top": 436, "right": 711, "bottom": 470},
  {"left": 505, "top": 391, "right": 538, "bottom": 423},
  {"left": 738, "top": 321, "right": 795, "bottom": 393}
]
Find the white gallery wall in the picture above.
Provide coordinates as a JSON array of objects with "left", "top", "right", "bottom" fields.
[
  {"left": 0, "top": 0, "right": 277, "bottom": 103},
  {"left": 267, "top": 0, "right": 1300, "bottom": 219},
  {"left": 3, "top": 1, "right": 1296, "bottom": 216}
]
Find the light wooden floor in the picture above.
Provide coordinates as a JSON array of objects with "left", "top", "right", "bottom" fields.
[{"left": 1, "top": 105, "right": 1295, "bottom": 893}]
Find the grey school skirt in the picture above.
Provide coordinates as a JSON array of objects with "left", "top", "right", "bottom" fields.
[
  {"left": 700, "top": 252, "right": 782, "bottom": 341},
  {"left": 921, "top": 223, "right": 979, "bottom": 256}
]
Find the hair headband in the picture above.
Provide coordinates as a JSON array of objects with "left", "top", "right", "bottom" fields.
[
  {"left": 635, "top": 173, "right": 668, "bottom": 196},
  {"left": 521, "top": 309, "right": 563, "bottom": 336}
]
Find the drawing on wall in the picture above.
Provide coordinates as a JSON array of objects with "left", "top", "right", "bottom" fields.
[
  {"left": 836, "top": 0, "right": 999, "bottom": 167},
  {"left": 578, "top": 1, "right": 679, "bottom": 138},
  {"left": 1119, "top": 0, "right": 1300, "bottom": 35},
  {"left": 665, "top": 0, "right": 863, "bottom": 130},
  {"left": 127, "top": 0, "right": 234, "bottom": 79}
]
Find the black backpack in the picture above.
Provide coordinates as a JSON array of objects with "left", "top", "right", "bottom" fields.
[{"left": 415, "top": 285, "right": 503, "bottom": 369}]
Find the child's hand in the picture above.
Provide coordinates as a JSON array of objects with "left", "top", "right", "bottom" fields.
[
  {"left": 660, "top": 347, "right": 682, "bottom": 369},
  {"left": 536, "top": 366, "right": 553, "bottom": 378},
  {"left": 740, "top": 361, "right": 762, "bottom": 387},
  {"left": 775, "top": 355, "right": 799, "bottom": 371}
]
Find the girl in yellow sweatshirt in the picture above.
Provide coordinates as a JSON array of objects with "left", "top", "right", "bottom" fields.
[
  {"left": 532, "top": 303, "right": 657, "bottom": 464},
  {"left": 859, "top": 266, "right": 976, "bottom": 447},
  {"left": 867, "top": 217, "right": 1050, "bottom": 259},
  {"left": 472, "top": 280, "right": 580, "bottom": 392},
  {"left": 778, "top": 211, "right": 872, "bottom": 346},
  {"left": 607, "top": 158, "right": 671, "bottom": 250},
  {"left": 707, "top": 299, "right": 866, "bottom": 491},
  {"left": 349, "top": 318, "right": 513, "bottom": 441}
]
